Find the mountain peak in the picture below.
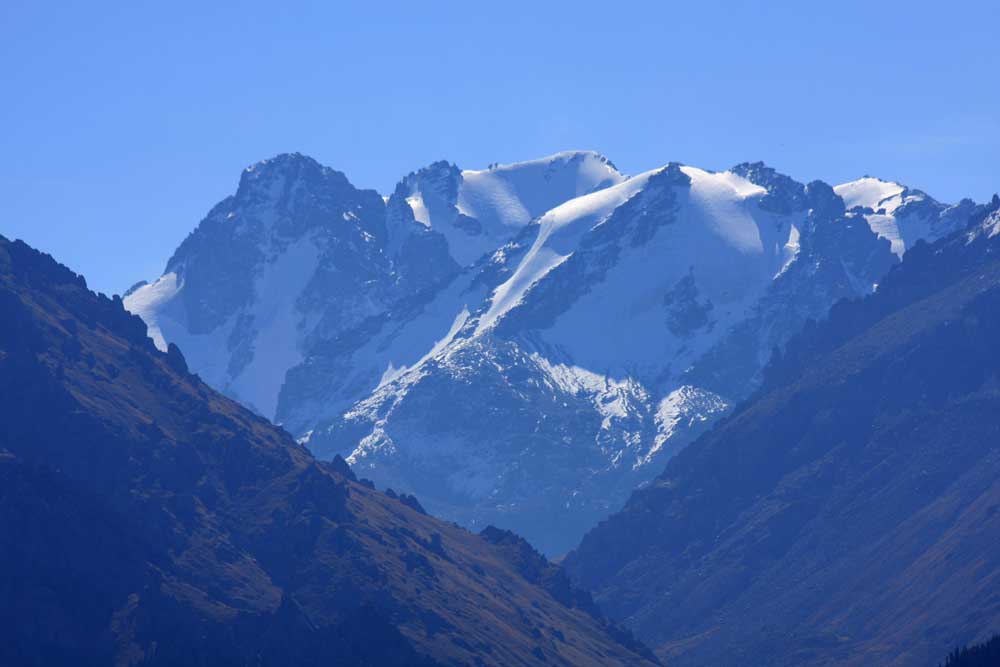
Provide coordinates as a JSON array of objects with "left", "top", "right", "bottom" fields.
[
  {"left": 833, "top": 176, "right": 908, "bottom": 212},
  {"left": 730, "top": 161, "right": 807, "bottom": 214},
  {"left": 832, "top": 176, "right": 962, "bottom": 257},
  {"left": 730, "top": 159, "right": 774, "bottom": 173},
  {"left": 240, "top": 151, "right": 330, "bottom": 183},
  {"left": 477, "top": 150, "right": 622, "bottom": 179},
  {"left": 236, "top": 152, "right": 354, "bottom": 202},
  {"left": 805, "top": 179, "right": 846, "bottom": 218},
  {"left": 245, "top": 150, "right": 315, "bottom": 168}
]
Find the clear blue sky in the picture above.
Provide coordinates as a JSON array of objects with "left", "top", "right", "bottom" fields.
[{"left": 2, "top": 1, "right": 998, "bottom": 294}]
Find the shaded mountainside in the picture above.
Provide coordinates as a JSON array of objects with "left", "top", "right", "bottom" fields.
[
  {"left": 939, "top": 633, "right": 1000, "bottom": 667},
  {"left": 0, "top": 235, "right": 658, "bottom": 667},
  {"left": 564, "top": 201, "right": 1000, "bottom": 666}
]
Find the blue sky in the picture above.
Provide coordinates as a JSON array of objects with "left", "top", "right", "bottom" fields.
[{"left": 2, "top": 0, "right": 998, "bottom": 294}]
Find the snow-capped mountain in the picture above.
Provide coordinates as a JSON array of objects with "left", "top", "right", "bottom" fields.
[
  {"left": 126, "top": 152, "right": 974, "bottom": 555},
  {"left": 834, "top": 176, "right": 977, "bottom": 257}
]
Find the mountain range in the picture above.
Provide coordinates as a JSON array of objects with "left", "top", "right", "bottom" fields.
[
  {"left": 0, "top": 233, "right": 658, "bottom": 667},
  {"left": 125, "top": 151, "right": 979, "bottom": 554},
  {"left": 6, "top": 150, "right": 999, "bottom": 666}
]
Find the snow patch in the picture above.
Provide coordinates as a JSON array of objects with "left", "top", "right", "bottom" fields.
[
  {"left": 123, "top": 272, "right": 180, "bottom": 352},
  {"left": 642, "top": 386, "right": 729, "bottom": 466},
  {"left": 776, "top": 224, "right": 801, "bottom": 278}
]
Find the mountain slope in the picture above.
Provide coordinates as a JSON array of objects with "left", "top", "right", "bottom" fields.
[
  {"left": 0, "top": 234, "right": 658, "bottom": 667},
  {"left": 563, "top": 199, "right": 1000, "bottom": 666}
]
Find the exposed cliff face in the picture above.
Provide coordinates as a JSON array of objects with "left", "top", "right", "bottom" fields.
[
  {"left": 563, "top": 203, "right": 1000, "bottom": 666},
  {"left": 0, "top": 235, "right": 657, "bottom": 667}
]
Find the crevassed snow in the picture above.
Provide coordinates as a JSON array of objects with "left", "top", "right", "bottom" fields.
[{"left": 457, "top": 171, "right": 532, "bottom": 229}]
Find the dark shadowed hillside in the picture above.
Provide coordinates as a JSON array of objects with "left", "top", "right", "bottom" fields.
[
  {"left": 938, "top": 633, "right": 1000, "bottom": 667},
  {"left": 564, "top": 200, "right": 1000, "bottom": 666},
  {"left": 0, "top": 235, "right": 657, "bottom": 667}
]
